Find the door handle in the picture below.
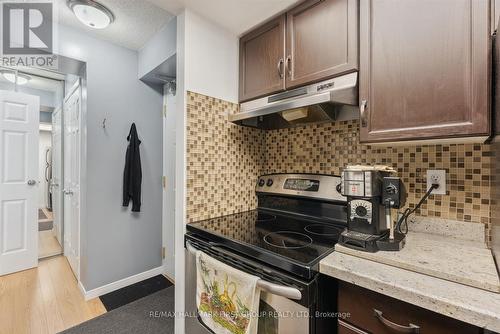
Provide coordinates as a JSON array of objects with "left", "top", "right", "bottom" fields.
[
  {"left": 374, "top": 309, "right": 420, "bottom": 333},
  {"left": 285, "top": 55, "right": 292, "bottom": 78},
  {"left": 277, "top": 58, "right": 284, "bottom": 79},
  {"left": 27, "top": 180, "right": 37, "bottom": 186},
  {"left": 360, "top": 99, "right": 368, "bottom": 127}
]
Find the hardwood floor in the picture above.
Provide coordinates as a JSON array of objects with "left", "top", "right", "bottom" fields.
[
  {"left": 38, "top": 231, "right": 62, "bottom": 259},
  {"left": 0, "top": 256, "right": 106, "bottom": 334}
]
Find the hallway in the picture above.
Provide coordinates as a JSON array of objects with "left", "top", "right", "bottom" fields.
[{"left": 0, "top": 256, "right": 106, "bottom": 334}]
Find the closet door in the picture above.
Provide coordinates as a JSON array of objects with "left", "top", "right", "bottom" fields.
[
  {"left": 63, "top": 83, "right": 81, "bottom": 279},
  {"left": 51, "top": 108, "right": 63, "bottom": 245}
]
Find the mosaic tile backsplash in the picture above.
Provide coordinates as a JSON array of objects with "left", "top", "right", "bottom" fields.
[
  {"left": 186, "top": 91, "right": 264, "bottom": 223},
  {"left": 186, "top": 91, "right": 492, "bottom": 241}
]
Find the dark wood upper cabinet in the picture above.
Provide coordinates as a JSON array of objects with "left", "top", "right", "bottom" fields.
[
  {"left": 239, "top": 15, "right": 286, "bottom": 102},
  {"left": 239, "top": 0, "right": 359, "bottom": 102},
  {"left": 359, "top": 0, "right": 491, "bottom": 143},
  {"left": 286, "top": 0, "right": 359, "bottom": 89}
]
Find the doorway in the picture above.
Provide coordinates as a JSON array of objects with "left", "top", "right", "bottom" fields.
[
  {"left": 0, "top": 60, "right": 86, "bottom": 278},
  {"left": 0, "top": 68, "right": 65, "bottom": 261}
]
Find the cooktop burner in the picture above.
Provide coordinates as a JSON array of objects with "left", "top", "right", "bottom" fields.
[
  {"left": 304, "top": 224, "right": 343, "bottom": 236},
  {"left": 264, "top": 231, "right": 313, "bottom": 249}
]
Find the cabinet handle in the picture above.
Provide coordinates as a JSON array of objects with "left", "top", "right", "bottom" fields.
[
  {"left": 285, "top": 55, "right": 292, "bottom": 77},
  {"left": 277, "top": 58, "right": 284, "bottom": 79},
  {"left": 360, "top": 99, "right": 368, "bottom": 127},
  {"left": 374, "top": 309, "right": 420, "bottom": 333}
]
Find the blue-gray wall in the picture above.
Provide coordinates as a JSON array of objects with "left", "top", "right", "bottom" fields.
[
  {"left": 138, "top": 18, "right": 177, "bottom": 79},
  {"left": 59, "top": 25, "right": 163, "bottom": 290}
]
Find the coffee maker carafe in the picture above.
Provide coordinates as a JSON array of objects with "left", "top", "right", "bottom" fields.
[{"left": 339, "top": 166, "right": 406, "bottom": 252}]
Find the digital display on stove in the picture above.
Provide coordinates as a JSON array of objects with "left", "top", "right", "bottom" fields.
[{"left": 284, "top": 179, "right": 320, "bottom": 192}]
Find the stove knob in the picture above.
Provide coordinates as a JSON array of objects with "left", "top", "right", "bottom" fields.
[
  {"left": 258, "top": 179, "right": 265, "bottom": 187},
  {"left": 355, "top": 206, "right": 368, "bottom": 217},
  {"left": 266, "top": 179, "right": 274, "bottom": 187}
]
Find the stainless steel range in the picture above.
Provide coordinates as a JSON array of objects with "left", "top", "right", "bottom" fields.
[{"left": 185, "top": 173, "right": 347, "bottom": 334}]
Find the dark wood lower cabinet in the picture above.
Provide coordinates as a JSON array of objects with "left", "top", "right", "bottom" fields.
[
  {"left": 338, "top": 320, "right": 368, "bottom": 334},
  {"left": 338, "top": 282, "right": 483, "bottom": 334}
]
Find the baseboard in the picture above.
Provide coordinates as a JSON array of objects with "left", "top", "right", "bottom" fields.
[
  {"left": 78, "top": 266, "right": 164, "bottom": 301},
  {"left": 163, "top": 272, "right": 175, "bottom": 284}
]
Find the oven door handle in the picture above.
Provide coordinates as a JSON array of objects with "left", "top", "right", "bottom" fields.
[
  {"left": 186, "top": 241, "right": 302, "bottom": 300},
  {"left": 256, "top": 279, "right": 302, "bottom": 300}
]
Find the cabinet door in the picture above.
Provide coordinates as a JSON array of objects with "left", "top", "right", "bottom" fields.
[
  {"left": 286, "top": 0, "right": 358, "bottom": 89},
  {"left": 359, "top": 0, "right": 491, "bottom": 143},
  {"left": 239, "top": 15, "right": 286, "bottom": 102}
]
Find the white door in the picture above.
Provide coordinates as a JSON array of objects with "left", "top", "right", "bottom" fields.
[
  {"left": 51, "top": 107, "right": 63, "bottom": 245},
  {"left": 0, "top": 90, "right": 40, "bottom": 276},
  {"left": 63, "top": 84, "right": 81, "bottom": 279}
]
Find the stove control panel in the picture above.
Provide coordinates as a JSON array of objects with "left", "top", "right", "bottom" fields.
[{"left": 256, "top": 173, "right": 346, "bottom": 202}]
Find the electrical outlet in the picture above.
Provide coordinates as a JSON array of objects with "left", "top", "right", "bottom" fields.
[{"left": 426, "top": 170, "right": 446, "bottom": 195}]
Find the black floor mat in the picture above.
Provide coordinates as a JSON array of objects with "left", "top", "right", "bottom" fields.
[
  {"left": 99, "top": 275, "right": 173, "bottom": 311},
  {"left": 60, "top": 287, "right": 175, "bottom": 334}
]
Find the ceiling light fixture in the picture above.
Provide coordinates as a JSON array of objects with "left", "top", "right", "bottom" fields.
[
  {"left": 67, "top": 0, "right": 115, "bottom": 29},
  {"left": 0, "top": 71, "right": 31, "bottom": 85}
]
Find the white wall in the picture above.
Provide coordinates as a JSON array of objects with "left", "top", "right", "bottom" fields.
[
  {"left": 184, "top": 9, "right": 239, "bottom": 103},
  {"left": 0, "top": 83, "right": 57, "bottom": 108},
  {"left": 38, "top": 130, "right": 52, "bottom": 209},
  {"left": 174, "top": 9, "right": 239, "bottom": 334},
  {"left": 58, "top": 25, "right": 164, "bottom": 291}
]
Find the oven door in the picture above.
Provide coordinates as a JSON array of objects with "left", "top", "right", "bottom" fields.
[
  {"left": 185, "top": 234, "right": 315, "bottom": 334},
  {"left": 258, "top": 292, "right": 310, "bottom": 333}
]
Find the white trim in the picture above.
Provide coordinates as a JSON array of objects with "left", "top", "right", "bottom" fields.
[
  {"left": 78, "top": 266, "right": 164, "bottom": 301},
  {"left": 174, "top": 11, "right": 187, "bottom": 334}
]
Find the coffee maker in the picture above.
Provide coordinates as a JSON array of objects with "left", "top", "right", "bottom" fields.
[{"left": 339, "top": 166, "right": 407, "bottom": 252}]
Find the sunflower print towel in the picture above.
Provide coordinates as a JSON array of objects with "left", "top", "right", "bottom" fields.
[{"left": 196, "top": 251, "right": 261, "bottom": 334}]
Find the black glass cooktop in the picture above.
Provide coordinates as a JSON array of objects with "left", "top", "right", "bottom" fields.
[{"left": 186, "top": 210, "right": 345, "bottom": 271}]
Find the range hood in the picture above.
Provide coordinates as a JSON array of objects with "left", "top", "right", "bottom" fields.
[{"left": 229, "top": 72, "right": 359, "bottom": 130}]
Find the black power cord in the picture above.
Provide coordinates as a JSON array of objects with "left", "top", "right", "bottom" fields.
[{"left": 395, "top": 183, "right": 440, "bottom": 234}]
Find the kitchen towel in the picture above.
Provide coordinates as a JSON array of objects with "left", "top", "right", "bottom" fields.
[
  {"left": 196, "top": 251, "right": 261, "bottom": 334},
  {"left": 123, "top": 123, "right": 142, "bottom": 212}
]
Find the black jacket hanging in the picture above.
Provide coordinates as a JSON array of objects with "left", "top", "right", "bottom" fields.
[{"left": 123, "top": 123, "right": 142, "bottom": 212}]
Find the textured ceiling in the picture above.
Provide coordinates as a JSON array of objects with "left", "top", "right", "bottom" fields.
[
  {"left": 56, "top": 0, "right": 175, "bottom": 50},
  {"left": 145, "top": 0, "right": 300, "bottom": 36}
]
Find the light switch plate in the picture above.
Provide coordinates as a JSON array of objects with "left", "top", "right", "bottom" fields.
[{"left": 426, "top": 170, "right": 446, "bottom": 195}]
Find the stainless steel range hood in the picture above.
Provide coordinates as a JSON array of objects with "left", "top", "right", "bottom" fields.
[{"left": 229, "top": 72, "right": 359, "bottom": 130}]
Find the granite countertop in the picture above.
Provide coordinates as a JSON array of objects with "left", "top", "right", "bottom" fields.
[{"left": 320, "top": 217, "right": 500, "bottom": 331}]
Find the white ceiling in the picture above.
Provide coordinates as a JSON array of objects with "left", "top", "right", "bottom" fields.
[
  {"left": 145, "top": 0, "right": 301, "bottom": 36},
  {"left": 56, "top": 0, "right": 175, "bottom": 50}
]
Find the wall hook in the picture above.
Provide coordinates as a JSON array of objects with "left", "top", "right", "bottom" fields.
[{"left": 102, "top": 118, "right": 107, "bottom": 129}]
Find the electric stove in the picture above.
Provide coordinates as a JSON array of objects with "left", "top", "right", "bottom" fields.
[{"left": 186, "top": 173, "right": 347, "bottom": 279}]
